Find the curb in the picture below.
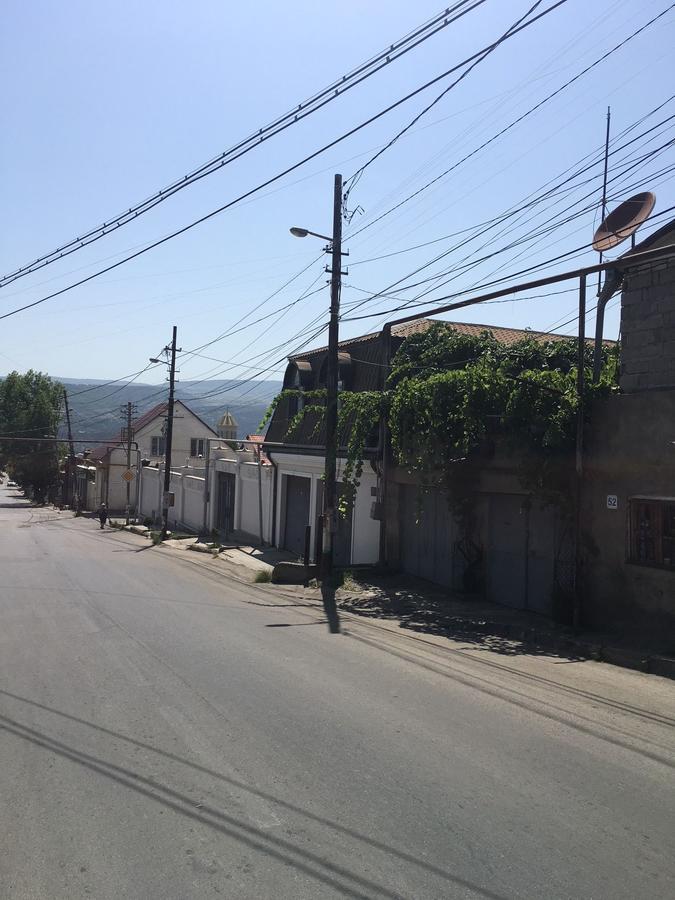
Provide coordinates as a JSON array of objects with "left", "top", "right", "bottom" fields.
[{"left": 121, "top": 533, "right": 675, "bottom": 682}]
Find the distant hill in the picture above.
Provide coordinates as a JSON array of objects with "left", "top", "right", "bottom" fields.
[{"left": 61, "top": 377, "right": 281, "bottom": 445}]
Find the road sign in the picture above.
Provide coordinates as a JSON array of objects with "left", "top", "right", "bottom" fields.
[{"left": 121, "top": 469, "right": 135, "bottom": 483}]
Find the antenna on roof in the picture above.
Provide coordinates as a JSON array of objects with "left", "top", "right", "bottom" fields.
[
  {"left": 591, "top": 190, "right": 656, "bottom": 385},
  {"left": 592, "top": 191, "right": 656, "bottom": 253}
]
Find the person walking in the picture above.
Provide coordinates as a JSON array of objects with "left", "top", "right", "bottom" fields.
[{"left": 97, "top": 502, "right": 108, "bottom": 530}]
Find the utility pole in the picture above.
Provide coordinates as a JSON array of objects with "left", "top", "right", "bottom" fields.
[
  {"left": 161, "top": 325, "right": 178, "bottom": 540},
  {"left": 320, "top": 173, "right": 344, "bottom": 581},
  {"left": 573, "top": 274, "right": 587, "bottom": 630},
  {"left": 121, "top": 401, "right": 137, "bottom": 525},
  {"left": 63, "top": 388, "right": 76, "bottom": 508}
]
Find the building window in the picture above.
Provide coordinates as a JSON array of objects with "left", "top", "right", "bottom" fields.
[
  {"left": 190, "top": 438, "right": 206, "bottom": 457},
  {"left": 288, "top": 368, "right": 305, "bottom": 418},
  {"left": 629, "top": 499, "right": 675, "bottom": 569},
  {"left": 151, "top": 436, "right": 166, "bottom": 457}
]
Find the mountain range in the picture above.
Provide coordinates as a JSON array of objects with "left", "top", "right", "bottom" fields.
[{"left": 59, "top": 377, "right": 281, "bottom": 445}]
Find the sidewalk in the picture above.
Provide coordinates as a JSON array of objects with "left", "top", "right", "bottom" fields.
[{"left": 117, "top": 524, "right": 675, "bottom": 680}]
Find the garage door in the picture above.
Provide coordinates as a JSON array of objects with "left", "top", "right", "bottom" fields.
[
  {"left": 400, "top": 485, "right": 455, "bottom": 588},
  {"left": 283, "top": 475, "right": 311, "bottom": 558},
  {"left": 486, "top": 494, "right": 555, "bottom": 614}
]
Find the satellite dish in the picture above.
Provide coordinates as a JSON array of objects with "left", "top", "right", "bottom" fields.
[{"left": 592, "top": 191, "right": 656, "bottom": 252}]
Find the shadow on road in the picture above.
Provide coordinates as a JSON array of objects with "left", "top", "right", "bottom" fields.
[{"left": 0, "top": 690, "right": 508, "bottom": 900}]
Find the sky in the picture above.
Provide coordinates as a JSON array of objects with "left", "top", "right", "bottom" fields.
[{"left": 1, "top": 0, "right": 674, "bottom": 410}]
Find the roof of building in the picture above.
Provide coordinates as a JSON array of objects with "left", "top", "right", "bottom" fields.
[
  {"left": 625, "top": 216, "right": 675, "bottom": 256},
  {"left": 130, "top": 402, "right": 167, "bottom": 433},
  {"left": 244, "top": 433, "right": 270, "bottom": 464},
  {"left": 218, "top": 409, "right": 238, "bottom": 428},
  {"left": 130, "top": 399, "right": 218, "bottom": 438},
  {"left": 289, "top": 317, "right": 597, "bottom": 363}
]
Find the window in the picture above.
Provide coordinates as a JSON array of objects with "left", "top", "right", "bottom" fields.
[
  {"left": 629, "top": 499, "right": 675, "bottom": 569},
  {"left": 288, "top": 368, "right": 305, "bottom": 418},
  {"left": 190, "top": 438, "right": 206, "bottom": 457},
  {"left": 150, "top": 436, "right": 166, "bottom": 457}
]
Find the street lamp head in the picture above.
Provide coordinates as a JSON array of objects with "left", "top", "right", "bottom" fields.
[
  {"left": 149, "top": 358, "right": 161, "bottom": 364},
  {"left": 290, "top": 227, "right": 309, "bottom": 238}
]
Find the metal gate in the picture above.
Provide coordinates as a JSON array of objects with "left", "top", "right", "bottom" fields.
[
  {"left": 486, "top": 493, "right": 555, "bottom": 614},
  {"left": 216, "top": 472, "right": 235, "bottom": 536},
  {"left": 283, "top": 475, "right": 311, "bottom": 558},
  {"left": 399, "top": 485, "right": 455, "bottom": 587}
]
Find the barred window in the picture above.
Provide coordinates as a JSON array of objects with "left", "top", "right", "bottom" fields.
[
  {"left": 629, "top": 498, "right": 675, "bottom": 569},
  {"left": 151, "top": 436, "right": 165, "bottom": 457}
]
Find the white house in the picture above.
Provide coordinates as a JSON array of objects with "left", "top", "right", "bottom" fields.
[{"left": 132, "top": 399, "right": 218, "bottom": 467}]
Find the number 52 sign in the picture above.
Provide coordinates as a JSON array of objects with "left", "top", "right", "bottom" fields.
[{"left": 607, "top": 495, "right": 618, "bottom": 509}]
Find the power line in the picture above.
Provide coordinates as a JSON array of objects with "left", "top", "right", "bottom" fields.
[
  {"left": 346, "top": 4, "right": 675, "bottom": 243},
  {"left": 0, "top": 1, "right": 485, "bottom": 289},
  {"left": 344, "top": 0, "right": 563, "bottom": 195},
  {"left": 0, "top": 4, "right": 574, "bottom": 324}
]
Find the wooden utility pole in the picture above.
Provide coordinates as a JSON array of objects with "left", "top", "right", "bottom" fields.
[
  {"left": 63, "top": 388, "right": 76, "bottom": 507},
  {"left": 161, "top": 326, "right": 178, "bottom": 540},
  {"left": 121, "top": 401, "right": 137, "bottom": 525},
  {"left": 320, "top": 173, "right": 344, "bottom": 582},
  {"left": 573, "top": 274, "right": 587, "bottom": 629}
]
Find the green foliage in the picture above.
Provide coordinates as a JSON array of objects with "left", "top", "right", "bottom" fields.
[
  {"left": 388, "top": 325, "right": 618, "bottom": 512},
  {"left": 0, "top": 370, "right": 63, "bottom": 503},
  {"left": 253, "top": 569, "right": 272, "bottom": 583},
  {"left": 259, "top": 325, "right": 619, "bottom": 517}
]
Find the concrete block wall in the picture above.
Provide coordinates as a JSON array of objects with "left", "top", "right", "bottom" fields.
[{"left": 620, "top": 257, "right": 675, "bottom": 391}]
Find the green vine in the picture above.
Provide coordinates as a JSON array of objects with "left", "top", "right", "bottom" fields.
[{"left": 260, "top": 325, "right": 619, "bottom": 520}]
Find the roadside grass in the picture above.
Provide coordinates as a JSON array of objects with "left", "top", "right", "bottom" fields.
[{"left": 253, "top": 569, "right": 272, "bottom": 583}]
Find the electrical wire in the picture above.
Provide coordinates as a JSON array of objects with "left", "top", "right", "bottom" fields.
[
  {"left": 0, "top": 3, "right": 574, "bottom": 324},
  {"left": 345, "top": 3, "right": 675, "bottom": 243},
  {"left": 0, "top": 1, "right": 486, "bottom": 289}
]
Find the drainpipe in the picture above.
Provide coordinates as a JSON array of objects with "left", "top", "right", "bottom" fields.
[{"left": 592, "top": 269, "right": 623, "bottom": 383}]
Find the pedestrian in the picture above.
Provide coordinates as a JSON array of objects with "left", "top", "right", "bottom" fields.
[{"left": 97, "top": 502, "right": 108, "bottom": 530}]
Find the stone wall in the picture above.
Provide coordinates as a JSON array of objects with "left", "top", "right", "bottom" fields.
[{"left": 620, "top": 256, "right": 675, "bottom": 392}]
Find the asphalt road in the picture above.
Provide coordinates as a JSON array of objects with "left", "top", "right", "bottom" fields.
[{"left": 1, "top": 485, "right": 674, "bottom": 900}]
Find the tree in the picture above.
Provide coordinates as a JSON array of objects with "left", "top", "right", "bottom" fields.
[{"left": 0, "top": 371, "right": 63, "bottom": 502}]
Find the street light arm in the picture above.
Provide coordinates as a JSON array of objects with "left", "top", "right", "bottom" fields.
[{"left": 290, "top": 226, "right": 332, "bottom": 243}]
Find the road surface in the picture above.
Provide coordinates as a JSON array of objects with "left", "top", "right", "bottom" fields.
[{"left": 1, "top": 485, "right": 674, "bottom": 899}]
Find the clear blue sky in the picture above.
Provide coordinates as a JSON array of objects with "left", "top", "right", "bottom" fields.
[{"left": 1, "top": 0, "right": 674, "bottom": 400}]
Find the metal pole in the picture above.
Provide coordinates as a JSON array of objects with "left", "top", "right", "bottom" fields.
[
  {"left": 161, "top": 325, "right": 178, "bottom": 540},
  {"left": 573, "top": 274, "right": 586, "bottom": 629},
  {"left": 596, "top": 106, "right": 611, "bottom": 298},
  {"left": 320, "top": 173, "right": 343, "bottom": 580}
]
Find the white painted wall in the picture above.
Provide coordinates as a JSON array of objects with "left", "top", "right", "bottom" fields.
[
  {"left": 270, "top": 452, "right": 380, "bottom": 565},
  {"left": 237, "top": 461, "right": 273, "bottom": 543},
  {"left": 104, "top": 447, "right": 140, "bottom": 513},
  {"left": 137, "top": 445, "right": 273, "bottom": 541},
  {"left": 139, "top": 466, "right": 160, "bottom": 521},
  {"left": 182, "top": 475, "right": 207, "bottom": 532}
]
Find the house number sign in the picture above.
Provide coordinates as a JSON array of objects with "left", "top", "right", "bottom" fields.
[{"left": 607, "top": 495, "right": 618, "bottom": 509}]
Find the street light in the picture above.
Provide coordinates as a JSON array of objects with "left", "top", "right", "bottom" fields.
[
  {"left": 290, "top": 226, "right": 332, "bottom": 242},
  {"left": 290, "top": 174, "right": 343, "bottom": 590}
]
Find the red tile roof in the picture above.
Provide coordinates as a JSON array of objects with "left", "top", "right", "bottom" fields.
[
  {"left": 290, "top": 317, "right": 607, "bottom": 361},
  {"left": 244, "top": 433, "right": 271, "bottom": 465},
  {"left": 131, "top": 402, "right": 168, "bottom": 433},
  {"left": 390, "top": 318, "right": 586, "bottom": 345}
]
